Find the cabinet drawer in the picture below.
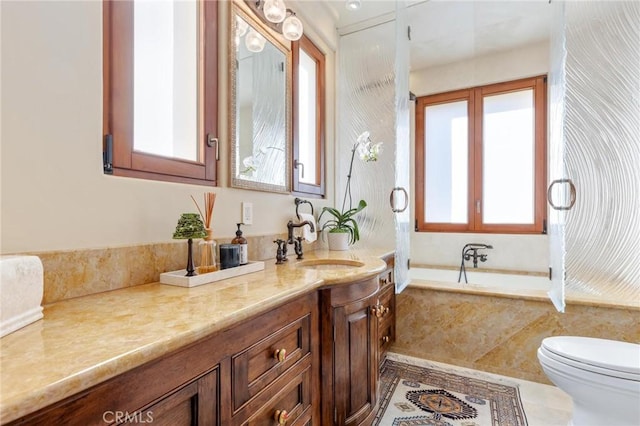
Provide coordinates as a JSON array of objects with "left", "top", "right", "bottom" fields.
[
  {"left": 244, "top": 366, "right": 312, "bottom": 426},
  {"left": 379, "top": 269, "right": 393, "bottom": 289},
  {"left": 374, "top": 282, "right": 394, "bottom": 323},
  {"left": 232, "top": 314, "right": 311, "bottom": 412},
  {"left": 378, "top": 320, "right": 394, "bottom": 356}
]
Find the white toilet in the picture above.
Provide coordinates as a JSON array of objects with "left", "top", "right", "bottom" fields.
[{"left": 537, "top": 336, "right": 640, "bottom": 426}]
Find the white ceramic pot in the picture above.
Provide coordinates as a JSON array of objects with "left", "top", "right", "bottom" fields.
[{"left": 327, "top": 232, "right": 350, "bottom": 251}]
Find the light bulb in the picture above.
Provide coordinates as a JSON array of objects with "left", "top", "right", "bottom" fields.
[
  {"left": 282, "top": 14, "right": 303, "bottom": 41},
  {"left": 263, "top": 0, "right": 287, "bottom": 23},
  {"left": 245, "top": 29, "right": 266, "bottom": 53},
  {"left": 236, "top": 16, "right": 248, "bottom": 37},
  {"left": 345, "top": 0, "right": 361, "bottom": 11}
]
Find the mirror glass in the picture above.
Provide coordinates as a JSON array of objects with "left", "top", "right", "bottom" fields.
[{"left": 230, "top": 5, "right": 291, "bottom": 193}]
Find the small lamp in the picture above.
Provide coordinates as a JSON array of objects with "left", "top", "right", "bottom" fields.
[{"left": 173, "top": 213, "right": 207, "bottom": 277}]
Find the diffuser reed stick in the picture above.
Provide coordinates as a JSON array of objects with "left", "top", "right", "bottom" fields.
[{"left": 192, "top": 192, "right": 218, "bottom": 273}]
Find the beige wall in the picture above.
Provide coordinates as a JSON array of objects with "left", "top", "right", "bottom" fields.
[
  {"left": 409, "top": 42, "right": 551, "bottom": 273},
  {"left": 0, "top": 0, "right": 336, "bottom": 254}
]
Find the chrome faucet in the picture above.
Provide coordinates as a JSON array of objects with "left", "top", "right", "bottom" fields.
[
  {"left": 458, "top": 243, "right": 493, "bottom": 283},
  {"left": 276, "top": 220, "right": 314, "bottom": 262}
]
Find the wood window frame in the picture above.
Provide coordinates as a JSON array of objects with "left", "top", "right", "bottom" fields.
[
  {"left": 415, "top": 75, "right": 547, "bottom": 234},
  {"left": 103, "top": 0, "right": 218, "bottom": 186},
  {"left": 292, "top": 34, "right": 325, "bottom": 197}
]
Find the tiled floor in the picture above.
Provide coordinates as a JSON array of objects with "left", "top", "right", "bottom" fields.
[{"left": 385, "top": 353, "right": 573, "bottom": 426}]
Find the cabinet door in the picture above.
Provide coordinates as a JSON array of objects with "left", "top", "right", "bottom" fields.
[
  {"left": 128, "top": 369, "right": 218, "bottom": 426},
  {"left": 333, "top": 296, "right": 377, "bottom": 426}
]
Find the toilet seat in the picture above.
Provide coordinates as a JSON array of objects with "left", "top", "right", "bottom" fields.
[{"left": 541, "top": 336, "right": 640, "bottom": 380}]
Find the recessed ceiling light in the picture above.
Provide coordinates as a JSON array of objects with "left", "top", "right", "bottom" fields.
[{"left": 346, "top": 0, "right": 361, "bottom": 11}]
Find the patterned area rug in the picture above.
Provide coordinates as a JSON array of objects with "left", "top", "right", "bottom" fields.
[{"left": 374, "top": 356, "right": 528, "bottom": 426}]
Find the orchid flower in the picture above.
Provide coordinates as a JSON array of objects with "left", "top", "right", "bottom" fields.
[
  {"left": 342, "top": 131, "right": 384, "bottom": 212},
  {"left": 355, "top": 131, "right": 383, "bottom": 162},
  {"left": 241, "top": 156, "right": 257, "bottom": 174}
]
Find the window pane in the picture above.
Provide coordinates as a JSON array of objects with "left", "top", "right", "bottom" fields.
[
  {"left": 134, "top": 0, "right": 198, "bottom": 162},
  {"left": 298, "top": 49, "right": 317, "bottom": 184},
  {"left": 425, "top": 101, "right": 468, "bottom": 223},
  {"left": 483, "top": 89, "right": 535, "bottom": 224}
]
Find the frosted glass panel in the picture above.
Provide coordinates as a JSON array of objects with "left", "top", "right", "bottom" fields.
[
  {"left": 338, "top": 21, "right": 396, "bottom": 248},
  {"left": 547, "top": 0, "right": 567, "bottom": 312},
  {"left": 394, "top": 0, "right": 411, "bottom": 293},
  {"left": 134, "top": 0, "right": 198, "bottom": 161},
  {"left": 563, "top": 1, "right": 640, "bottom": 300},
  {"left": 337, "top": 1, "right": 411, "bottom": 292},
  {"left": 297, "top": 49, "right": 318, "bottom": 185},
  {"left": 424, "top": 101, "right": 468, "bottom": 224},
  {"left": 483, "top": 90, "right": 534, "bottom": 224},
  {"left": 549, "top": 0, "right": 640, "bottom": 310}
]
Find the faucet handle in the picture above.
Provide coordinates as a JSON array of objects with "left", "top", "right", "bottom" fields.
[{"left": 274, "top": 239, "right": 287, "bottom": 265}]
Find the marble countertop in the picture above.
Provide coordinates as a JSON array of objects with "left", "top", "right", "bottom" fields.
[{"left": 0, "top": 249, "right": 390, "bottom": 424}]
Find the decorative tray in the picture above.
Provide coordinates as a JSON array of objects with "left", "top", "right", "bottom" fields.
[{"left": 159, "top": 261, "right": 265, "bottom": 288}]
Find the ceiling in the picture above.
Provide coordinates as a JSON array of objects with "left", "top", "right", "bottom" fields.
[{"left": 321, "top": 0, "right": 553, "bottom": 70}]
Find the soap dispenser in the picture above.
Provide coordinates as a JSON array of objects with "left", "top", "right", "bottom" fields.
[{"left": 232, "top": 223, "right": 248, "bottom": 265}]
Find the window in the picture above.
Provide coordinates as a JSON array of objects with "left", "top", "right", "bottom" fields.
[
  {"left": 415, "top": 76, "right": 547, "bottom": 233},
  {"left": 292, "top": 34, "right": 325, "bottom": 196},
  {"left": 103, "top": 0, "right": 218, "bottom": 185}
]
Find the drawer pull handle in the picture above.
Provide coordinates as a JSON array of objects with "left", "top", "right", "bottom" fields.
[
  {"left": 380, "top": 277, "right": 388, "bottom": 285},
  {"left": 372, "top": 304, "right": 389, "bottom": 318},
  {"left": 381, "top": 335, "right": 390, "bottom": 343},
  {"left": 274, "top": 348, "right": 287, "bottom": 362},
  {"left": 274, "top": 409, "right": 290, "bottom": 425}
]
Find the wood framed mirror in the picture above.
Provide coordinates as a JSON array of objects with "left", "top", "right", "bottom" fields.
[{"left": 229, "top": 1, "right": 292, "bottom": 193}]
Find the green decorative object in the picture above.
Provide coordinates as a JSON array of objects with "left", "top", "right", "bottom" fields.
[{"left": 173, "top": 213, "right": 207, "bottom": 276}]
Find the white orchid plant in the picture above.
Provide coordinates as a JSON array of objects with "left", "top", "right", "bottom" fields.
[
  {"left": 319, "top": 131, "right": 383, "bottom": 244},
  {"left": 240, "top": 146, "right": 284, "bottom": 175}
]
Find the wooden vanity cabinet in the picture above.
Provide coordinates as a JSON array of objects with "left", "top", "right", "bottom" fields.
[
  {"left": 319, "top": 277, "right": 380, "bottom": 426},
  {"left": 8, "top": 259, "right": 398, "bottom": 426},
  {"left": 376, "top": 257, "right": 396, "bottom": 365},
  {"left": 132, "top": 369, "right": 219, "bottom": 426},
  {"left": 9, "top": 292, "right": 319, "bottom": 426}
]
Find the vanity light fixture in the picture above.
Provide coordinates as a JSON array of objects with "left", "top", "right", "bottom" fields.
[
  {"left": 251, "top": 0, "right": 304, "bottom": 42},
  {"left": 263, "top": 0, "right": 287, "bottom": 23},
  {"left": 245, "top": 28, "right": 267, "bottom": 52},
  {"left": 282, "top": 11, "right": 303, "bottom": 41},
  {"left": 345, "top": 0, "right": 361, "bottom": 11}
]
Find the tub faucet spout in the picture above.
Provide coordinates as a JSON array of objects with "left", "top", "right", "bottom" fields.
[{"left": 458, "top": 243, "right": 493, "bottom": 283}]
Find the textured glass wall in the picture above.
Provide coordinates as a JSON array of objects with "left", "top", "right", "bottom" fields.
[
  {"left": 394, "top": 0, "right": 411, "bottom": 292},
  {"left": 547, "top": 0, "right": 567, "bottom": 312},
  {"left": 552, "top": 1, "right": 640, "bottom": 306},
  {"left": 337, "top": 3, "right": 411, "bottom": 291},
  {"left": 338, "top": 22, "right": 397, "bottom": 247}
]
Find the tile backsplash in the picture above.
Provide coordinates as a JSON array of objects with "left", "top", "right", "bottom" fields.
[{"left": 23, "top": 234, "right": 320, "bottom": 305}]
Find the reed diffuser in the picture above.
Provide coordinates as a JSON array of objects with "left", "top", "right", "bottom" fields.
[{"left": 192, "top": 192, "right": 218, "bottom": 273}]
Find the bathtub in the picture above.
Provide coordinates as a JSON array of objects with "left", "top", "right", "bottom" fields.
[{"left": 409, "top": 267, "right": 550, "bottom": 291}]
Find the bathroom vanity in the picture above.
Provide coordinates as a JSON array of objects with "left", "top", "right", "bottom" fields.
[
  {"left": 1, "top": 250, "right": 395, "bottom": 426},
  {"left": 319, "top": 258, "right": 395, "bottom": 426}
]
